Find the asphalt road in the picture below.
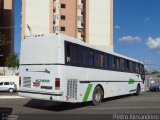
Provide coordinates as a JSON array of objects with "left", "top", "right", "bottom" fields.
[{"left": 0, "top": 92, "right": 160, "bottom": 120}]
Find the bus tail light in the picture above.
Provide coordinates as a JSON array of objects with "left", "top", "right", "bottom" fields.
[{"left": 55, "top": 78, "right": 60, "bottom": 90}]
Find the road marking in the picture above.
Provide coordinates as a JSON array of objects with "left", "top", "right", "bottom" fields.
[
  {"left": 79, "top": 106, "right": 160, "bottom": 110},
  {"left": 0, "top": 96, "right": 25, "bottom": 99}
]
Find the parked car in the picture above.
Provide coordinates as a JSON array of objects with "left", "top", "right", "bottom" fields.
[
  {"left": 0, "top": 82, "right": 17, "bottom": 92},
  {"left": 150, "top": 85, "right": 160, "bottom": 92}
]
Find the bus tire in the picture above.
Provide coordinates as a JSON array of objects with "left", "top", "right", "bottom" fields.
[
  {"left": 92, "top": 86, "right": 103, "bottom": 106},
  {"left": 134, "top": 85, "right": 140, "bottom": 96}
]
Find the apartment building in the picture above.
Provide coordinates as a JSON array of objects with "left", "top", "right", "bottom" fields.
[
  {"left": 22, "top": 0, "right": 113, "bottom": 50},
  {"left": 0, "top": 0, "right": 14, "bottom": 66}
]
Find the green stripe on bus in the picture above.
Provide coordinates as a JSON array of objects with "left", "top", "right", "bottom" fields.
[
  {"left": 83, "top": 84, "right": 93, "bottom": 102},
  {"left": 128, "top": 79, "right": 135, "bottom": 84},
  {"left": 129, "top": 89, "right": 136, "bottom": 92}
]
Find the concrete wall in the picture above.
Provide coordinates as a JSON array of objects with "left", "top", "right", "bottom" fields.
[
  {"left": 0, "top": 67, "right": 18, "bottom": 76},
  {"left": 0, "top": 76, "right": 19, "bottom": 90},
  {"left": 88, "top": 0, "right": 113, "bottom": 51},
  {"left": 25, "top": 0, "right": 50, "bottom": 36}
]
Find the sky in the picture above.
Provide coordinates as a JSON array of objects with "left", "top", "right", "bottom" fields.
[
  {"left": 14, "top": 0, "right": 160, "bottom": 70},
  {"left": 114, "top": 0, "right": 160, "bottom": 70},
  {"left": 14, "top": 0, "right": 21, "bottom": 56}
]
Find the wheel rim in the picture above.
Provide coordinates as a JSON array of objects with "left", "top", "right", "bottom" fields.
[
  {"left": 94, "top": 91, "right": 101, "bottom": 103},
  {"left": 9, "top": 89, "right": 13, "bottom": 92}
]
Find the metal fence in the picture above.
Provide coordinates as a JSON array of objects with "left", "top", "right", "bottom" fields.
[{"left": 145, "top": 75, "right": 160, "bottom": 91}]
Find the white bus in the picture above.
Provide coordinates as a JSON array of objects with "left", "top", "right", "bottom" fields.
[{"left": 18, "top": 34, "right": 145, "bottom": 105}]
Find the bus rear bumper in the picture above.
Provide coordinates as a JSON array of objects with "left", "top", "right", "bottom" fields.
[{"left": 18, "top": 91, "right": 65, "bottom": 102}]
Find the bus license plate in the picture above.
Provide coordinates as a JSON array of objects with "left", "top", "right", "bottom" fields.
[{"left": 33, "top": 82, "right": 40, "bottom": 87}]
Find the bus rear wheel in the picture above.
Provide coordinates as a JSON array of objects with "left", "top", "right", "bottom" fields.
[
  {"left": 134, "top": 85, "right": 140, "bottom": 96},
  {"left": 92, "top": 86, "right": 103, "bottom": 106}
]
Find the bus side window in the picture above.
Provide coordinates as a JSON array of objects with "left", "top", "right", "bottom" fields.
[
  {"left": 104, "top": 54, "right": 109, "bottom": 69},
  {"left": 109, "top": 55, "right": 114, "bottom": 70},
  {"left": 129, "top": 61, "right": 133, "bottom": 72},
  {"left": 65, "top": 43, "right": 77, "bottom": 64},
  {"left": 78, "top": 46, "right": 87, "bottom": 65},
  {"left": 132, "top": 62, "right": 136, "bottom": 73},
  {"left": 94, "top": 51, "right": 99, "bottom": 67},
  {"left": 120, "top": 59, "right": 125, "bottom": 71},
  {"left": 115, "top": 58, "right": 120, "bottom": 71},
  {"left": 100, "top": 53, "right": 104, "bottom": 68},
  {"left": 94, "top": 51, "right": 104, "bottom": 68},
  {"left": 88, "top": 49, "right": 94, "bottom": 66},
  {"left": 66, "top": 43, "right": 71, "bottom": 63},
  {"left": 70, "top": 45, "right": 77, "bottom": 64},
  {"left": 135, "top": 63, "right": 139, "bottom": 73},
  {"left": 125, "top": 60, "right": 129, "bottom": 72}
]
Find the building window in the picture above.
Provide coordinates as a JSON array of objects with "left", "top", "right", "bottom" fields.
[
  {"left": 54, "top": 14, "right": 60, "bottom": 19},
  {"left": 77, "top": 5, "right": 83, "bottom": 10},
  {"left": 54, "top": 26, "right": 59, "bottom": 32},
  {"left": 61, "top": 15, "right": 66, "bottom": 20},
  {"left": 78, "top": 28, "right": 83, "bottom": 32},
  {"left": 61, "top": 4, "right": 66, "bottom": 8},
  {"left": 78, "top": 16, "right": 83, "bottom": 22},
  {"left": 61, "top": 27, "right": 65, "bottom": 31},
  {"left": 53, "top": 8, "right": 56, "bottom": 13}
]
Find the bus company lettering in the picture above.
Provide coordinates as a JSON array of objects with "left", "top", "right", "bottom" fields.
[{"left": 36, "top": 79, "right": 50, "bottom": 83}]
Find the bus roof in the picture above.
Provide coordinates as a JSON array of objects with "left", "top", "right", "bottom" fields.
[{"left": 24, "top": 33, "right": 143, "bottom": 64}]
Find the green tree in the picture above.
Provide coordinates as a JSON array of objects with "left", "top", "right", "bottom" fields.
[
  {"left": 0, "top": 32, "right": 10, "bottom": 75},
  {"left": 151, "top": 70, "right": 159, "bottom": 75},
  {"left": 5, "top": 53, "right": 19, "bottom": 75}
]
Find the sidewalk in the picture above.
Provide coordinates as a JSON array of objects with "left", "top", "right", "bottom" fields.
[
  {"left": 0, "top": 92, "right": 25, "bottom": 99},
  {"left": 0, "top": 95, "right": 25, "bottom": 99}
]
